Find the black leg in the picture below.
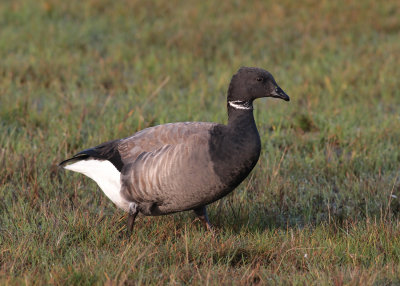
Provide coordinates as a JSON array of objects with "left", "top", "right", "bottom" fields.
[
  {"left": 193, "top": 206, "right": 213, "bottom": 231},
  {"left": 127, "top": 202, "right": 139, "bottom": 236}
]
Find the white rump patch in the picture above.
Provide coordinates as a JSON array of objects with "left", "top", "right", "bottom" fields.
[{"left": 64, "top": 160, "right": 129, "bottom": 211}]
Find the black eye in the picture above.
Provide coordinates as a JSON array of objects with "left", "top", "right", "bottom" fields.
[{"left": 256, "top": 77, "right": 263, "bottom": 82}]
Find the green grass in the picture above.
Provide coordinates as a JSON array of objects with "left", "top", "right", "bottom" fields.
[{"left": 1, "top": 0, "right": 400, "bottom": 284}]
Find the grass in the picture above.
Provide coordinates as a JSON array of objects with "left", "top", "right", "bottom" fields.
[{"left": 1, "top": 0, "right": 400, "bottom": 284}]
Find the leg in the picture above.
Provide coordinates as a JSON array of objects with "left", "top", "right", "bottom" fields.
[
  {"left": 127, "top": 202, "right": 139, "bottom": 236},
  {"left": 193, "top": 206, "right": 213, "bottom": 231}
]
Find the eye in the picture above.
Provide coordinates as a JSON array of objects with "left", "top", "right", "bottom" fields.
[{"left": 256, "top": 77, "right": 263, "bottom": 82}]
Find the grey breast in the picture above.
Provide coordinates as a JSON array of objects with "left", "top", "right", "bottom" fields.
[{"left": 117, "top": 122, "right": 225, "bottom": 215}]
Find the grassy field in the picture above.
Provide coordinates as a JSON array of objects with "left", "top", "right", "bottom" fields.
[{"left": 1, "top": 0, "right": 400, "bottom": 284}]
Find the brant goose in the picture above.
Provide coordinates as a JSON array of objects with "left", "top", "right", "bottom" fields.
[{"left": 59, "top": 67, "right": 290, "bottom": 234}]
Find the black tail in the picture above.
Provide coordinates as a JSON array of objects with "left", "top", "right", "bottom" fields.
[
  {"left": 59, "top": 139, "right": 124, "bottom": 171},
  {"left": 58, "top": 154, "right": 90, "bottom": 167}
]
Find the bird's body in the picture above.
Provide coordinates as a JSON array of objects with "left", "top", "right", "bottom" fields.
[{"left": 60, "top": 67, "right": 289, "bottom": 233}]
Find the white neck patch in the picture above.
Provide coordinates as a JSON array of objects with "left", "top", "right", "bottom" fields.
[{"left": 228, "top": 100, "right": 253, "bottom": 110}]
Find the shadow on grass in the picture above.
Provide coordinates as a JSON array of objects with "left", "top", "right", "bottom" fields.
[{"left": 206, "top": 198, "right": 379, "bottom": 235}]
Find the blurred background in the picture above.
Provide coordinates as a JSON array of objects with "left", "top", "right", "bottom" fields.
[{"left": 1, "top": 0, "right": 400, "bottom": 284}]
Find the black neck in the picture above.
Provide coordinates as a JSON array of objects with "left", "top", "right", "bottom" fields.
[
  {"left": 227, "top": 100, "right": 255, "bottom": 127},
  {"left": 208, "top": 98, "right": 261, "bottom": 192}
]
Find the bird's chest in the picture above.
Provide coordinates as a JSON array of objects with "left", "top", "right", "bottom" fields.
[
  {"left": 227, "top": 139, "right": 261, "bottom": 176},
  {"left": 210, "top": 130, "right": 261, "bottom": 188}
]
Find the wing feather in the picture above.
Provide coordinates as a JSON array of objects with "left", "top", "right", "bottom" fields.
[
  {"left": 120, "top": 127, "right": 224, "bottom": 215},
  {"left": 118, "top": 122, "right": 217, "bottom": 163}
]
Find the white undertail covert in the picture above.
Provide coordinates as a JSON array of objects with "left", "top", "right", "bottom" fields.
[{"left": 64, "top": 159, "right": 129, "bottom": 211}]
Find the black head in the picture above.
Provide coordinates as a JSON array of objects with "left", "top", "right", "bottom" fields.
[{"left": 227, "top": 67, "right": 290, "bottom": 102}]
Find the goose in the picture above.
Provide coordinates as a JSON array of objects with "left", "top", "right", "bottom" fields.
[{"left": 59, "top": 67, "right": 290, "bottom": 234}]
